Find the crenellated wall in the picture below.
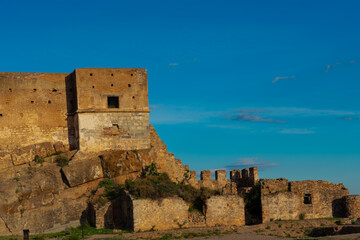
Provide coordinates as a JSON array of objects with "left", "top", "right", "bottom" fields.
[{"left": 187, "top": 167, "right": 259, "bottom": 194}]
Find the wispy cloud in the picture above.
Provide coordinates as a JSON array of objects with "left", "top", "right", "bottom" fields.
[
  {"left": 150, "top": 105, "right": 359, "bottom": 125},
  {"left": 206, "top": 124, "right": 246, "bottom": 130},
  {"left": 235, "top": 109, "right": 267, "bottom": 113},
  {"left": 149, "top": 105, "right": 161, "bottom": 109},
  {"left": 325, "top": 60, "right": 356, "bottom": 72},
  {"left": 150, "top": 105, "right": 219, "bottom": 124},
  {"left": 169, "top": 63, "right": 179, "bottom": 66},
  {"left": 231, "top": 113, "right": 286, "bottom": 123},
  {"left": 272, "top": 75, "right": 296, "bottom": 83},
  {"left": 263, "top": 107, "right": 358, "bottom": 117},
  {"left": 224, "top": 157, "right": 279, "bottom": 170},
  {"left": 343, "top": 116, "right": 360, "bottom": 121},
  {"left": 279, "top": 128, "right": 316, "bottom": 134}
]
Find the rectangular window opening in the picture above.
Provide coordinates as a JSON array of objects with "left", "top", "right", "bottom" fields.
[
  {"left": 304, "top": 194, "right": 312, "bottom": 204},
  {"left": 107, "top": 96, "right": 119, "bottom": 108}
]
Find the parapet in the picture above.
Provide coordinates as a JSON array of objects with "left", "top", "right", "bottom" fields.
[{"left": 188, "top": 167, "right": 259, "bottom": 193}]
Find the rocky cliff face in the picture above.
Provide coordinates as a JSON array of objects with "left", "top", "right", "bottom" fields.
[{"left": 0, "top": 125, "right": 189, "bottom": 235}]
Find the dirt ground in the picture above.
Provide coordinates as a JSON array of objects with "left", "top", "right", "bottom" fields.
[{"left": 86, "top": 219, "right": 360, "bottom": 240}]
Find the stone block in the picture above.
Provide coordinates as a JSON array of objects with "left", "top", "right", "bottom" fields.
[
  {"left": 61, "top": 154, "right": 104, "bottom": 187},
  {"left": 0, "top": 152, "right": 13, "bottom": 170},
  {"left": 35, "top": 142, "right": 55, "bottom": 157},
  {"left": 53, "top": 142, "right": 66, "bottom": 152},
  {"left": 201, "top": 170, "right": 211, "bottom": 181},
  {"left": 215, "top": 170, "right": 226, "bottom": 182},
  {"left": 230, "top": 169, "right": 241, "bottom": 182},
  {"left": 11, "top": 144, "right": 36, "bottom": 166}
]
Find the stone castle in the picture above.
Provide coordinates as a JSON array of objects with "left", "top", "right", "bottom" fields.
[{"left": 0, "top": 68, "right": 359, "bottom": 234}]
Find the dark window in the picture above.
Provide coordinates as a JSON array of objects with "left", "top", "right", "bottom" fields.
[
  {"left": 9, "top": 88, "right": 12, "bottom": 92},
  {"left": 0, "top": 114, "right": 2, "bottom": 117},
  {"left": 131, "top": 73, "right": 133, "bottom": 76},
  {"left": 92, "top": 86, "right": 95, "bottom": 88},
  {"left": 132, "top": 96, "right": 135, "bottom": 99},
  {"left": 48, "top": 100, "right": 51, "bottom": 104},
  {"left": 107, "top": 97, "right": 119, "bottom": 108},
  {"left": 111, "top": 84, "right": 114, "bottom": 87},
  {"left": 304, "top": 194, "right": 312, "bottom": 204},
  {"left": 90, "top": 73, "right": 93, "bottom": 76},
  {"left": 111, "top": 74, "right": 114, "bottom": 76},
  {"left": 128, "top": 84, "right": 131, "bottom": 87},
  {"left": 33, "top": 89, "right": 37, "bottom": 92}
]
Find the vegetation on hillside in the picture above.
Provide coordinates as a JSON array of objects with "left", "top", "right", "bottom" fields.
[{"left": 93, "top": 163, "right": 219, "bottom": 213}]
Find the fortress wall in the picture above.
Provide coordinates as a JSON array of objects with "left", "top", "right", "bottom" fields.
[
  {"left": 188, "top": 167, "right": 258, "bottom": 193},
  {"left": 71, "top": 68, "right": 150, "bottom": 152},
  {"left": 115, "top": 191, "right": 245, "bottom": 232},
  {"left": 344, "top": 195, "right": 360, "bottom": 219},
  {"left": 77, "top": 112, "right": 150, "bottom": 152},
  {"left": 205, "top": 195, "right": 245, "bottom": 226},
  {"left": 74, "top": 68, "right": 148, "bottom": 111},
  {"left": 0, "top": 72, "right": 70, "bottom": 151},
  {"left": 261, "top": 179, "right": 349, "bottom": 222}
]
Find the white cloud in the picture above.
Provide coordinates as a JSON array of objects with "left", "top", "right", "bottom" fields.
[
  {"left": 206, "top": 124, "right": 246, "bottom": 130},
  {"left": 224, "top": 157, "right": 279, "bottom": 170},
  {"left": 279, "top": 128, "right": 316, "bottom": 134},
  {"left": 272, "top": 75, "right": 296, "bottom": 83}
]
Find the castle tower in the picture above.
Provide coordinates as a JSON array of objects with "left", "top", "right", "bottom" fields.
[{"left": 66, "top": 68, "right": 150, "bottom": 152}]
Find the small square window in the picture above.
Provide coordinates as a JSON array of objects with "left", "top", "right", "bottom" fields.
[
  {"left": 304, "top": 194, "right": 312, "bottom": 204},
  {"left": 107, "top": 97, "right": 119, "bottom": 108}
]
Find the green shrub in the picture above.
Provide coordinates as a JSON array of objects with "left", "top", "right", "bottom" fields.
[
  {"left": 141, "top": 163, "right": 159, "bottom": 177},
  {"left": 62, "top": 235, "right": 79, "bottom": 240},
  {"left": 299, "top": 213, "right": 306, "bottom": 220},
  {"left": 48, "top": 151, "right": 64, "bottom": 157},
  {"left": 34, "top": 155, "right": 44, "bottom": 164},
  {"left": 56, "top": 156, "right": 69, "bottom": 167},
  {"left": 93, "top": 164, "right": 219, "bottom": 214}
]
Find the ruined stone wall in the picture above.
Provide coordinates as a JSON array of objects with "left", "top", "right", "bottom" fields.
[
  {"left": 0, "top": 72, "right": 70, "bottom": 151},
  {"left": 260, "top": 178, "right": 349, "bottom": 222},
  {"left": 114, "top": 192, "right": 245, "bottom": 232},
  {"left": 132, "top": 197, "right": 189, "bottom": 231},
  {"left": 205, "top": 195, "right": 245, "bottom": 227},
  {"left": 187, "top": 167, "right": 258, "bottom": 194},
  {"left": 344, "top": 195, "right": 360, "bottom": 220}
]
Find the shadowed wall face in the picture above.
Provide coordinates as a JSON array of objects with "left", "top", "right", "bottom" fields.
[{"left": 0, "top": 72, "right": 69, "bottom": 150}]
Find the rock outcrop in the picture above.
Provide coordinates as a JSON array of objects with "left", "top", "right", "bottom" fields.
[{"left": 0, "top": 125, "right": 189, "bottom": 235}]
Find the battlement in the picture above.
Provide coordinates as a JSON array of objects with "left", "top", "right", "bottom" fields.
[{"left": 187, "top": 167, "right": 259, "bottom": 193}]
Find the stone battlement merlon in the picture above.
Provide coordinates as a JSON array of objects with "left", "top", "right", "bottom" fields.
[{"left": 187, "top": 167, "right": 259, "bottom": 192}]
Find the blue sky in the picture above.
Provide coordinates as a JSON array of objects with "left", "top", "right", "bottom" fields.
[{"left": 0, "top": 0, "right": 359, "bottom": 193}]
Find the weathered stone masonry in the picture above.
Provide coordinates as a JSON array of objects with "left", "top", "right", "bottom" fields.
[{"left": 0, "top": 68, "right": 150, "bottom": 153}]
